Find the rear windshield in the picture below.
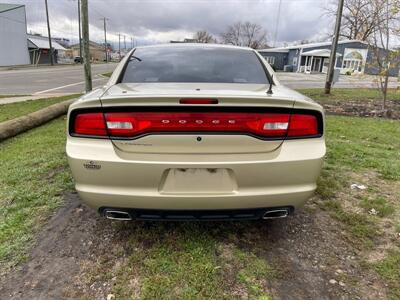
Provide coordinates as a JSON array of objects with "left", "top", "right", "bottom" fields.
[{"left": 121, "top": 46, "right": 269, "bottom": 84}]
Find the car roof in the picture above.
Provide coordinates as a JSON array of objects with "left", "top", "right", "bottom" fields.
[{"left": 134, "top": 43, "right": 255, "bottom": 52}]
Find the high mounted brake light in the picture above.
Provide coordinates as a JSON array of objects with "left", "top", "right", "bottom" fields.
[
  {"left": 180, "top": 98, "right": 218, "bottom": 104},
  {"left": 71, "top": 111, "right": 321, "bottom": 139}
]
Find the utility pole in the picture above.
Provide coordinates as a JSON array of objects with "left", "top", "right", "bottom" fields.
[
  {"left": 324, "top": 0, "right": 344, "bottom": 94},
  {"left": 272, "top": 0, "right": 282, "bottom": 47},
  {"left": 44, "top": 0, "right": 54, "bottom": 66},
  {"left": 77, "top": 0, "right": 83, "bottom": 63},
  {"left": 103, "top": 17, "right": 108, "bottom": 62},
  {"left": 81, "top": 0, "right": 92, "bottom": 91},
  {"left": 131, "top": 36, "right": 134, "bottom": 49},
  {"left": 118, "top": 33, "right": 121, "bottom": 60}
]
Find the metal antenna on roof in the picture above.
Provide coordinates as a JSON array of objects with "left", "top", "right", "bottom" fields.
[{"left": 267, "top": 75, "right": 274, "bottom": 95}]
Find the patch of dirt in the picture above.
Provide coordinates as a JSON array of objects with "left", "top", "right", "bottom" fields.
[
  {"left": 335, "top": 171, "right": 400, "bottom": 263},
  {"left": 0, "top": 193, "right": 391, "bottom": 299},
  {"left": 0, "top": 193, "right": 112, "bottom": 299},
  {"left": 321, "top": 100, "right": 400, "bottom": 119}
]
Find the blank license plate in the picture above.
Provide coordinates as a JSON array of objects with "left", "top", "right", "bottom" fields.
[{"left": 160, "top": 168, "right": 237, "bottom": 194}]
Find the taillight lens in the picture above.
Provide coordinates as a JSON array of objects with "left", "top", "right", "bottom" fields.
[
  {"left": 287, "top": 114, "right": 319, "bottom": 137},
  {"left": 74, "top": 113, "right": 107, "bottom": 136},
  {"left": 71, "top": 111, "right": 321, "bottom": 139}
]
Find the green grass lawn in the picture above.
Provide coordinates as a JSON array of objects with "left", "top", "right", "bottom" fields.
[
  {"left": 0, "top": 118, "right": 74, "bottom": 271},
  {"left": 0, "top": 102, "right": 399, "bottom": 296},
  {"left": 0, "top": 94, "right": 80, "bottom": 123},
  {"left": 318, "top": 116, "right": 400, "bottom": 297},
  {"left": 300, "top": 88, "right": 400, "bottom": 104},
  {"left": 324, "top": 116, "right": 400, "bottom": 180}
]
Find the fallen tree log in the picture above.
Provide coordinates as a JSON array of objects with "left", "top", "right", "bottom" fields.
[{"left": 0, "top": 99, "right": 76, "bottom": 141}]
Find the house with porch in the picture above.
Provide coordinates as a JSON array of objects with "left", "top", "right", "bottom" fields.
[{"left": 258, "top": 40, "right": 399, "bottom": 76}]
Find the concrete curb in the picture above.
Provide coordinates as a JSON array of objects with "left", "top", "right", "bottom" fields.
[{"left": 0, "top": 99, "right": 76, "bottom": 142}]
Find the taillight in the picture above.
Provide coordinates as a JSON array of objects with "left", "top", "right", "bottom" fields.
[
  {"left": 71, "top": 111, "right": 321, "bottom": 139},
  {"left": 287, "top": 114, "right": 319, "bottom": 137},
  {"left": 74, "top": 113, "right": 107, "bottom": 136}
]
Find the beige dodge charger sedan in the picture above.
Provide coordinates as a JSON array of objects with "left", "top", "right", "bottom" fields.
[{"left": 66, "top": 44, "right": 325, "bottom": 221}]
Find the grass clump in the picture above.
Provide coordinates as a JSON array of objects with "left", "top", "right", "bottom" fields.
[
  {"left": 91, "top": 222, "right": 278, "bottom": 299},
  {"left": 373, "top": 251, "right": 400, "bottom": 299},
  {"left": 102, "top": 72, "right": 113, "bottom": 78},
  {"left": 321, "top": 200, "right": 378, "bottom": 249},
  {"left": 360, "top": 196, "right": 394, "bottom": 217},
  {"left": 234, "top": 248, "right": 275, "bottom": 299}
]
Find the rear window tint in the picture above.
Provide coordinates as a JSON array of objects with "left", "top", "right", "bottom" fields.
[{"left": 121, "top": 46, "right": 269, "bottom": 84}]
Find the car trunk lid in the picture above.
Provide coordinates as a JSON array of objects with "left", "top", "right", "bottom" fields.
[{"left": 98, "top": 83, "right": 296, "bottom": 154}]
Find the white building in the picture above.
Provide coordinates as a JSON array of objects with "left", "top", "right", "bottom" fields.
[
  {"left": 0, "top": 3, "right": 30, "bottom": 66},
  {"left": 28, "top": 34, "right": 67, "bottom": 65}
]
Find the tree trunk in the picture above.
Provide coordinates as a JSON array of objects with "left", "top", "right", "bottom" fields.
[{"left": 0, "top": 99, "right": 75, "bottom": 141}]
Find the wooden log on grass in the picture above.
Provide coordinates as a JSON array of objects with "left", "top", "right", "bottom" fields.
[{"left": 0, "top": 99, "right": 76, "bottom": 141}]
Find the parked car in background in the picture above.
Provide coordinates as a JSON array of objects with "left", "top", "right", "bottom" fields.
[
  {"left": 74, "top": 56, "right": 83, "bottom": 63},
  {"left": 66, "top": 44, "right": 325, "bottom": 221}
]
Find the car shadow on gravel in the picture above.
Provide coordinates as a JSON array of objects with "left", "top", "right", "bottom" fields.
[{"left": 0, "top": 192, "right": 388, "bottom": 300}]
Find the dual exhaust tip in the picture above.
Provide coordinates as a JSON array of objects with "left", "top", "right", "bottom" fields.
[
  {"left": 262, "top": 209, "right": 290, "bottom": 219},
  {"left": 103, "top": 210, "right": 132, "bottom": 221},
  {"left": 103, "top": 208, "right": 290, "bottom": 221}
]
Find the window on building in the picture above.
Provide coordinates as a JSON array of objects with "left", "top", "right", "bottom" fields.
[
  {"left": 265, "top": 56, "right": 275, "bottom": 65},
  {"left": 342, "top": 50, "right": 364, "bottom": 72}
]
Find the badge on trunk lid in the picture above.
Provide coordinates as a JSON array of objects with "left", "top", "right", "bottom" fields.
[{"left": 83, "top": 161, "right": 101, "bottom": 170}]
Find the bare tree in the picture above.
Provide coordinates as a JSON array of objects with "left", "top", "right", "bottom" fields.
[
  {"left": 193, "top": 31, "right": 216, "bottom": 43},
  {"left": 221, "top": 22, "right": 242, "bottom": 46},
  {"left": 220, "top": 21, "right": 269, "bottom": 49},
  {"left": 367, "top": 0, "right": 400, "bottom": 114},
  {"left": 324, "top": 0, "right": 397, "bottom": 41}
]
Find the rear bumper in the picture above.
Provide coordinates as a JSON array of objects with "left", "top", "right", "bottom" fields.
[
  {"left": 67, "top": 137, "right": 325, "bottom": 211},
  {"left": 100, "top": 206, "right": 294, "bottom": 221}
]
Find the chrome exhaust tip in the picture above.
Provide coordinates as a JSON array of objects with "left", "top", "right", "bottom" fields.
[
  {"left": 262, "top": 209, "right": 289, "bottom": 220},
  {"left": 104, "top": 210, "right": 132, "bottom": 221}
]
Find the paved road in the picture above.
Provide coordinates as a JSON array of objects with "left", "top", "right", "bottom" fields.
[
  {"left": 0, "top": 63, "right": 117, "bottom": 95},
  {"left": 0, "top": 64, "right": 398, "bottom": 95}
]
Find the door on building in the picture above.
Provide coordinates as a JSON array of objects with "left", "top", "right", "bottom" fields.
[
  {"left": 322, "top": 58, "right": 329, "bottom": 73},
  {"left": 312, "top": 57, "right": 322, "bottom": 72}
]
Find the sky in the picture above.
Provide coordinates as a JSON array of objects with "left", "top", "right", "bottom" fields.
[{"left": 5, "top": 0, "right": 332, "bottom": 48}]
